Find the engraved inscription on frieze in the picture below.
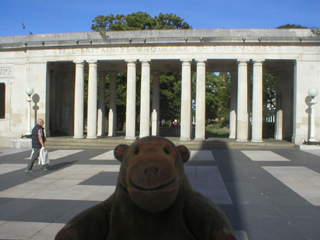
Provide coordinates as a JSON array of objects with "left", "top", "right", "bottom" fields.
[
  {"left": 58, "top": 46, "right": 281, "bottom": 55},
  {"left": 0, "top": 68, "right": 11, "bottom": 76}
]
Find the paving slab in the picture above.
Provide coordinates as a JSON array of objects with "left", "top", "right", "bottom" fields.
[{"left": 0, "top": 147, "right": 320, "bottom": 239}]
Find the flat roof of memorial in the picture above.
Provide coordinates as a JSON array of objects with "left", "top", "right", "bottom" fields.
[{"left": 0, "top": 29, "right": 319, "bottom": 50}]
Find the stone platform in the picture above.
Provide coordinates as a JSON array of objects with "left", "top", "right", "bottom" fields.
[{"left": 42, "top": 136, "right": 295, "bottom": 150}]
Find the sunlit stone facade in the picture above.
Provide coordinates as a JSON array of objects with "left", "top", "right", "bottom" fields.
[{"left": 0, "top": 29, "right": 319, "bottom": 147}]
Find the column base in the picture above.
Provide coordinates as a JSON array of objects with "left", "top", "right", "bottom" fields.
[
  {"left": 73, "top": 136, "right": 84, "bottom": 139},
  {"left": 194, "top": 138, "right": 206, "bottom": 142},
  {"left": 125, "top": 136, "right": 137, "bottom": 140},
  {"left": 86, "top": 136, "right": 97, "bottom": 139},
  {"left": 251, "top": 139, "right": 263, "bottom": 143},
  {"left": 179, "top": 138, "right": 191, "bottom": 141},
  {"left": 236, "top": 139, "right": 248, "bottom": 142},
  {"left": 274, "top": 133, "right": 283, "bottom": 140},
  {"left": 139, "top": 134, "right": 150, "bottom": 139}
]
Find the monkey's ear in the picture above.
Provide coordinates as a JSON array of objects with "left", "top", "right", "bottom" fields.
[
  {"left": 114, "top": 144, "right": 129, "bottom": 162},
  {"left": 177, "top": 145, "right": 190, "bottom": 163}
]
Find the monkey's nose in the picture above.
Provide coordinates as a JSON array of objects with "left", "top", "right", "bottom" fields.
[{"left": 144, "top": 167, "right": 159, "bottom": 176}]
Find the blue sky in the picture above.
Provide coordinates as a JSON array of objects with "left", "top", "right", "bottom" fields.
[{"left": 1, "top": 0, "right": 319, "bottom": 37}]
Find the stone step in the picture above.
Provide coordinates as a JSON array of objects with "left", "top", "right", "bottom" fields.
[{"left": 44, "top": 136, "right": 295, "bottom": 150}]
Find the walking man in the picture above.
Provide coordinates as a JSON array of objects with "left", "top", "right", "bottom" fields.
[{"left": 25, "top": 118, "right": 49, "bottom": 173}]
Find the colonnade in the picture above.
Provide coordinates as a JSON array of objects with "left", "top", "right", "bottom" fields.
[{"left": 72, "top": 58, "right": 265, "bottom": 142}]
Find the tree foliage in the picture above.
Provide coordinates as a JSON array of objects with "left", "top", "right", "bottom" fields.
[
  {"left": 92, "top": 12, "right": 192, "bottom": 38},
  {"left": 205, "top": 73, "right": 231, "bottom": 126},
  {"left": 159, "top": 73, "right": 182, "bottom": 123},
  {"left": 277, "top": 24, "right": 320, "bottom": 35},
  {"left": 277, "top": 24, "right": 308, "bottom": 29},
  {"left": 263, "top": 73, "right": 276, "bottom": 118}
]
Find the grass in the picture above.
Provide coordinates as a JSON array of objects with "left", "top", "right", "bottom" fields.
[{"left": 205, "top": 125, "right": 230, "bottom": 135}]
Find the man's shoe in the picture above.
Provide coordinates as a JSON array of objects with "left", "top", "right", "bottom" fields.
[
  {"left": 44, "top": 165, "right": 51, "bottom": 171},
  {"left": 25, "top": 169, "right": 35, "bottom": 173}
]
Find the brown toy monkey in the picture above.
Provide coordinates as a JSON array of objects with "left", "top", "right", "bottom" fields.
[{"left": 55, "top": 136, "right": 236, "bottom": 240}]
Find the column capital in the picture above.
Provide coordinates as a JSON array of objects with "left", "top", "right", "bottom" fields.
[
  {"left": 195, "top": 59, "right": 207, "bottom": 63},
  {"left": 139, "top": 59, "right": 151, "bottom": 63},
  {"left": 87, "top": 60, "right": 98, "bottom": 65},
  {"left": 181, "top": 59, "right": 192, "bottom": 63},
  {"left": 141, "top": 61, "right": 151, "bottom": 67},
  {"left": 252, "top": 59, "right": 265, "bottom": 63},
  {"left": 237, "top": 59, "right": 249, "bottom": 64},
  {"left": 181, "top": 61, "right": 192, "bottom": 67},
  {"left": 73, "top": 60, "right": 85, "bottom": 65},
  {"left": 196, "top": 60, "right": 206, "bottom": 67},
  {"left": 125, "top": 59, "right": 137, "bottom": 63},
  {"left": 252, "top": 59, "right": 265, "bottom": 68}
]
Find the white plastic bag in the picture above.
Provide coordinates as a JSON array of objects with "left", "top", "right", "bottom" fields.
[{"left": 38, "top": 147, "right": 50, "bottom": 165}]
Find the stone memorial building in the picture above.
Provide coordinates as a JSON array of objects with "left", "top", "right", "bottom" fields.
[{"left": 0, "top": 29, "right": 319, "bottom": 147}]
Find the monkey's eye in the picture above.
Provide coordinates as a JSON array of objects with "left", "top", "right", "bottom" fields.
[
  {"left": 134, "top": 148, "right": 140, "bottom": 155},
  {"left": 164, "top": 148, "right": 170, "bottom": 155}
]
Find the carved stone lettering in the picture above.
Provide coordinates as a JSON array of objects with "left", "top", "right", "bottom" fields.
[
  {"left": 57, "top": 45, "right": 285, "bottom": 55},
  {"left": 0, "top": 68, "right": 11, "bottom": 75}
]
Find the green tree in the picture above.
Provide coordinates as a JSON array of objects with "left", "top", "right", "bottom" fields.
[
  {"left": 159, "top": 72, "right": 182, "bottom": 123},
  {"left": 277, "top": 24, "right": 308, "bottom": 29},
  {"left": 205, "top": 73, "right": 231, "bottom": 127},
  {"left": 92, "top": 12, "right": 192, "bottom": 38},
  {"left": 277, "top": 24, "right": 320, "bottom": 35},
  {"left": 263, "top": 73, "right": 276, "bottom": 119},
  {"left": 92, "top": 12, "right": 192, "bottom": 130}
]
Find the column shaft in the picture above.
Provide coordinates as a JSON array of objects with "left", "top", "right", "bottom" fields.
[
  {"left": 73, "top": 61, "right": 85, "bottom": 138},
  {"left": 229, "top": 72, "right": 237, "bottom": 139},
  {"left": 125, "top": 61, "right": 137, "bottom": 139},
  {"left": 195, "top": 60, "right": 206, "bottom": 141},
  {"left": 275, "top": 110, "right": 283, "bottom": 140},
  {"left": 108, "top": 72, "right": 117, "bottom": 136},
  {"left": 97, "top": 72, "right": 106, "bottom": 136},
  {"left": 236, "top": 60, "right": 249, "bottom": 142},
  {"left": 151, "top": 72, "right": 160, "bottom": 136},
  {"left": 140, "top": 61, "right": 151, "bottom": 138},
  {"left": 180, "top": 60, "right": 192, "bottom": 141},
  {"left": 87, "top": 61, "right": 98, "bottom": 139},
  {"left": 252, "top": 60, "right": 264, "bottom": 142}
]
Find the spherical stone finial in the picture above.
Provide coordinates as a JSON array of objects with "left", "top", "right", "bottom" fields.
[
  {"left": 308, "top": 88, "right": 318, "bottom": 98},
  {"left": 25, "top": 87, "right": 34, "bottom": 96}
]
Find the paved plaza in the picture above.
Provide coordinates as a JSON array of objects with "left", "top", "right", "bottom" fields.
[{"left": 0, "top": 146, "right": 320, "bottom": 239}]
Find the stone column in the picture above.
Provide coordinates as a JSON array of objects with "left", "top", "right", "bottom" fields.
[
  {"left": 152, "top": 72, "right": 160, "bottom": 136},
  {"left": 180, "top": 60, "right": 192, "bottom": 141},
  {"left": 236, "top": 60, "right": 249, "bottom": 142},
  {"left": 195, "top": 60, "right": 206, "bottom": 141},
  {"left": 251, "top": 60, "right": 264, "bottom": 142},
  {"left": 275, "top": 109, "right": 283, "bottom": 140},
  {"left": 229, "top": 71, "right": 237, "bottom": 139},
  {"left": 108, "top": 72, "right": 117, "bottom": 137},
  {"left": 276, "top": 68, "right": 294, "bottom": 141},
  {"left": 125, "top": 60, "right": 137, "bottom": 139},
  {"left": 45, "top": 67, "right": 51, "bottom": 137},
  {"left": 87, "top": 61, "right": 98, "bottom": 139},
  {"left": 73, "top": 61, "right": 85, "bottom": 138},
  {"left": 274, "top": 72, "right": 282, "bottom": 140},
  {"left": 97, "top": 72, "right": 106, "bottom": 136},
  {"left": 140, "top": 60, "right": 151, "bottom": 138}
]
